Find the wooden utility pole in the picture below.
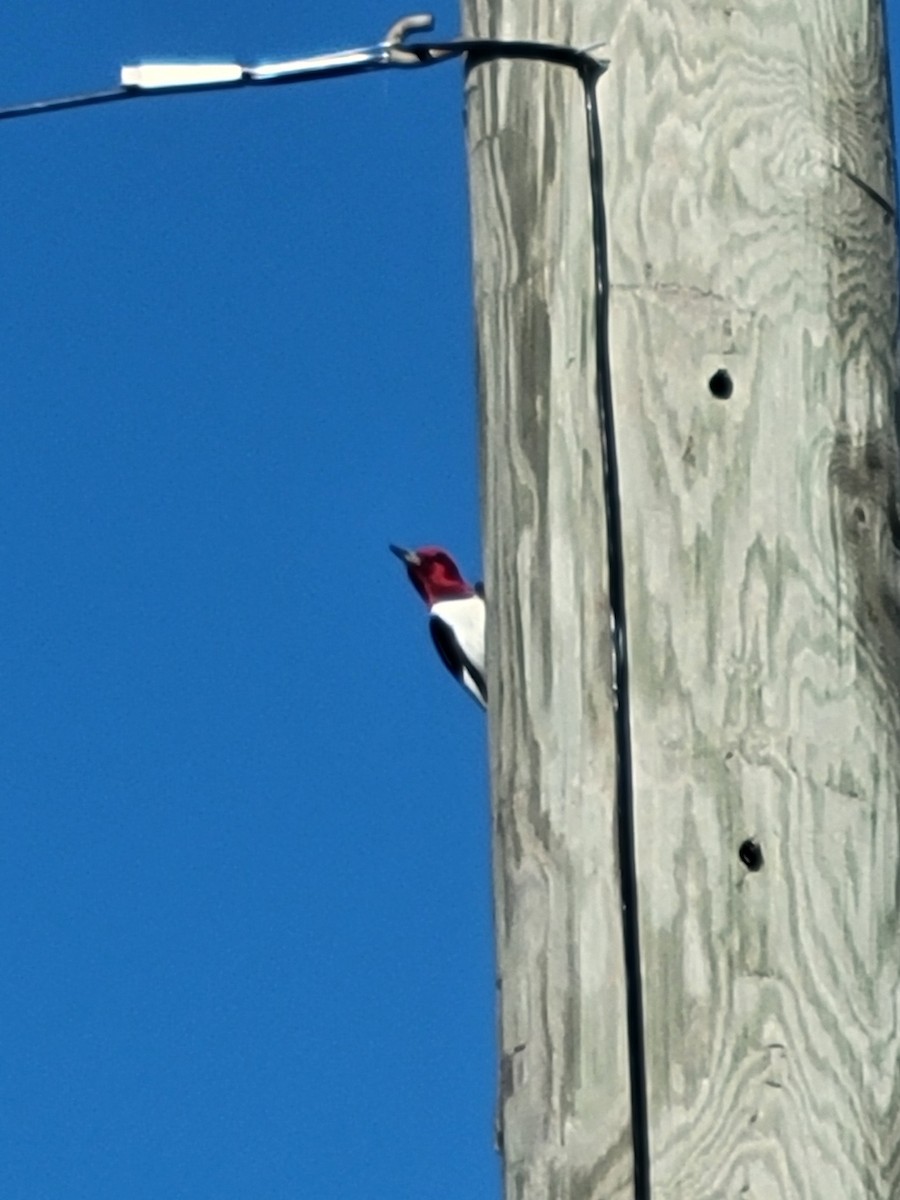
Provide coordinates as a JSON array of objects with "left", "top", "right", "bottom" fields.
[{"left": 463, "top": 0, "right": 900, "bottom": 1194}]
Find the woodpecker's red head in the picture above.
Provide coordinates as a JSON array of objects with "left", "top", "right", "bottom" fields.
[{"left": 389, "top": 544, "right": 475, "bottom": 606}]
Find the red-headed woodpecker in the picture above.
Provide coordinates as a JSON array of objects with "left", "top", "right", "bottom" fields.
[{"left": 390, "top": 544, "right": 486, "bottom": 708}]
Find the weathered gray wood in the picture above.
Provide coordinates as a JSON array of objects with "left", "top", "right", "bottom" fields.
[{"left": 463, "top": 0, "right": 900, "bottom": 1196}]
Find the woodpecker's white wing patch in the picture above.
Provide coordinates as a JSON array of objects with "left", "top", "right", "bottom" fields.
[{"left": 429, "top": 594, "right": 486, "bottom": 708}]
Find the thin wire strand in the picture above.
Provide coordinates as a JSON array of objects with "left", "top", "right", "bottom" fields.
[
  {"left": 0, "top": 87, "right": 133, "bottom": 120},
  {"left": 0, "top": 29, "right": 650, "bottom": 1197},
  {"left": 0, "top": 35, "right": 595, "bottom": 122}
]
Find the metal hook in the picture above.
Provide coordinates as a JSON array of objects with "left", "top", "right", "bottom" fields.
[{"left": 381, "top": 12, "right": 455, "bottom": 65}]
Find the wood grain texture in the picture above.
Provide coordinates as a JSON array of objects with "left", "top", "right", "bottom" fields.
[{"left": 462, "top": 0, "right": 900, "bottom": 1195}]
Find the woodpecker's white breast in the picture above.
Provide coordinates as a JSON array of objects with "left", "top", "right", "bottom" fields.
[{"left": 430, "top": 595, "right": 485, "bottom": 678}]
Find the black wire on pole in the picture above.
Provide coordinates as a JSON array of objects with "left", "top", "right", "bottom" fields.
[
  {"left": 580, "top": 58, "right": 651, "bottom": 1200},
  {"left": 0, "top": 22, "right": 651, "bottom": 1197},
  {"left": 432, "top": 39, "right": 652, "bottom": 1200},
  {"left": 458, "top": 40, "right": 651, "bottom": 1198}
]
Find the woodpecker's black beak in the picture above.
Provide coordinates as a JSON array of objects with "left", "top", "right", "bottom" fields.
[{"left": 389, "top": 544, "right": 420, "bottom": 566}]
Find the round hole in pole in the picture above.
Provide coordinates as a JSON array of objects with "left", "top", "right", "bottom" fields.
[
  {"left": 708, "top": 368, "right": 733, "bottom": 399},
  {"left": 739, "top": 838, "right": 764, "bottom": 872}
]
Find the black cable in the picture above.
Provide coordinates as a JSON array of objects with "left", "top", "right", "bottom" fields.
[
  {"left": 580, "top": 58, "right": 651, "bottom": 1200},
  {"left": 0, "top": 31, "right": 651, "bottom": 1196},
  {"left": 426, "top": 38, "right": 652, "bottom": 1197}
]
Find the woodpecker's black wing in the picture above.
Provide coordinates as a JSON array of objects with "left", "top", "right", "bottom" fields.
[
  {"left": 429, "top": 614, "right": 487, "bottom": 707},
  {"left": 475, "top": 582, "right": 484, "bottom": 598}
]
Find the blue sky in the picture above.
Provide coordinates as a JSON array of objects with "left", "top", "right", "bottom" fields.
[{"left": 0, "top": 4, "right": 898, "bottom": 1198}]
